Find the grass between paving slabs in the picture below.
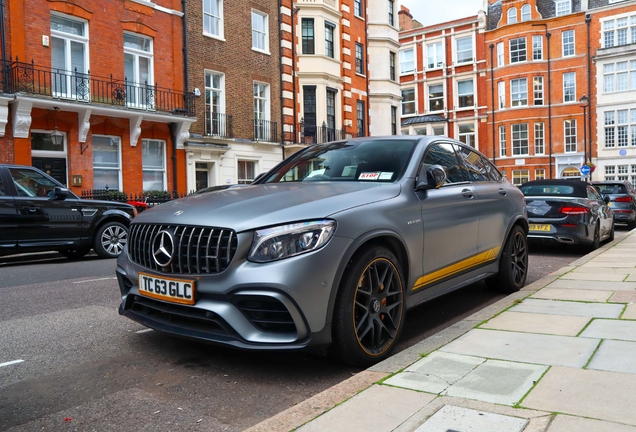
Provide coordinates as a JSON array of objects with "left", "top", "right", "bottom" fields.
[
  {"left": 514, "top": 365, "right": 552, "bottom": 408},
  {"left": 582, "top": 339, "right": 605, "bottom": 370}
]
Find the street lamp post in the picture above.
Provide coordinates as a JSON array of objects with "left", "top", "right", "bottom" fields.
[{"left": 579, "top": 95, "right": 590, "bottom": 177}]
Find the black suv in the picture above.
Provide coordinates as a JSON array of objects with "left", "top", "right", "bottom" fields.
[
  {"left": 0, "top": 164, "right": 136, "bottom": 259},
  {"left": 592, "top": 181, "right": 636, "bottom": 230}
]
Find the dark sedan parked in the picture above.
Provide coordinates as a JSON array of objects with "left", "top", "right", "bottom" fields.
[
  {"left": 520, "top": 179, "right": 614, "bottom": 250},
  {"left": 117, "top": 136, "right": 528, "bottom": 367},
  {"left": 0, "top": 164, "right": 136, "bottom": 259},
  {"left": 591, "top": 181, "right": 636, "bottom": 230}
]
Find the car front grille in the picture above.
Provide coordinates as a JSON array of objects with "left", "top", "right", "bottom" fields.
[{"left": 128, "top": 223, "right": 238, "bottom": 274}]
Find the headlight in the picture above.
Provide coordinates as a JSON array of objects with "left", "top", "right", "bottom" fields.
[{"left": 248, "top": 220, "right": 336, "bottom": 263}]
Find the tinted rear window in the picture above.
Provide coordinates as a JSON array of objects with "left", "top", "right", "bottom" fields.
[
  {"left": 594, "top": 184, "right": 626, "bottom": 194},
  {"left": 519, "top": 185, "right": 575, "bottom": 196}
]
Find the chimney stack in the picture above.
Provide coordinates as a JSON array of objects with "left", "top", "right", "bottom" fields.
[{"left": 398, "top": 5, "right": 413, "bottom": 31}]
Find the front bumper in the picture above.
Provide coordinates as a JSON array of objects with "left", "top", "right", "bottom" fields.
[{"left": 116, "top": 234, "right": 353, "bottom": 350}]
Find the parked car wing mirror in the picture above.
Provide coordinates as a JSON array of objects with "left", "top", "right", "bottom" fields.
[
  {"left": 415, "top": 164, "right": 447, "bottom": 191},
  {"left": 53, "top": 186, "right": 69, "bottom": 200}
]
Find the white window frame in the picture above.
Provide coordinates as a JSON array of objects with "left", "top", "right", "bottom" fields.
[
  {"left": 427, "top": 83, "right": 444, "bottom": 112},
  {"left": 562, "top": 30, "right": 575, "bottom": 57},
  {"left": 512, "top": 123, "right": 529, "bottom": 155},
  {"left": 512, "top": 169, "right": 529, "bottom": 186},
  {"left": 401, "top": 87, "right": 416, "bottom": 115},
  {"left": 555, "top": 0, "right": 571, "bottom": 16},
  {"left": 142, "top": 139, "right": 167, "bottom": 191},
  {"left": 455, "top": 35, "right": 473, "bottom": 64},
  {"left": 400, "top": 48, "right": 415, "bottom": 74},
  {"left": 457, "top": 79, "right": 474, "bottom": 108},
  {"left": 532, "top": 35, "right": 543, "bottom": 60},
  {"left": 123, "top": 32, "right": 154, "bottom": 109},
  {"left": 534, "top": 122, "right": 545, "bottom": 154},
  {"left": 354, "top": 0, "right": 362, "bottom": 17},
  {"left": 511, "top": 78, "right": 528, "bottom": 107},
  {"left": 564, "top": 119, "right": 577, "bottom": 153},
  {"left": 601, "top": 14, "right": 636, "bottom": 48},
  {"left": 563, "top": 72, "right": 576, "bottom": 103},
  {"left": 457, "top": 122, "right": 476, "bottom": 148},
  {"left": 507, "top": 7, "right": 517, "bottom": 24},
  {"left": 510, "top": 37, "right": 526, "bottom": 63},
  {"left": 254, "top": 81, "right": 270, "bottom": 121},
  {"left": 521, "top": 4, "right": 531, "bottom": 21},
  {"left": 251, "top": 10, "right": 269, "bottom": 53},
  {"left": 237, "top": 160, "right": 257, "bottom": 184},
  {"left": 205, "top": 70, "right": 225, "bottom": 136},
  {"left": 497, "top": 42, "right": 504, "bottom": 67},
  {"left": 533, "top": 76, "right": 544, "bottom": 106},
  {"left": 203, "top": 0, "right": 223, "bottom": 39},
  {"left": 499, "top": 125, "right": 507, "bottom": 157},
  {"left": 427, "top": 41, "right": 444, "bottom": 69},
  {"left": 50, "top": 13, "right": 89, "bottom": 100},
  {"left": 498, "top": 81, "right": 506, "bottom": 109},
  {"left": 92, "top": 135, "right": 122, "bottom": 190}
]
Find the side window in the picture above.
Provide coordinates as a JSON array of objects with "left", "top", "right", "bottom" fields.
[
  {"left": 8, "top": 168, "right": 57, "bottom": 198},
  {"left": 421, "top": 143, "right": 468, "bottom": 184},
  {"left": 587, "top": 186, "right": 603, "bottom": 201},
  {"left": 0, "top": 172, "right": 4, "bottom": 195},
  {"left": 455, "top": 145, "right": 489, "bottom": 182}
]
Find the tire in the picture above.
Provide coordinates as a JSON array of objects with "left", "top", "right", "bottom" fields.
[
  {"left": 59, "top": 247, "right": 90, "bottom": 260},
  {"left": 486, "top": 225, "right": 528, "bottom": 294},
  {"left": 589, "top": 222, "right": 601, "bottom": 252},
  {"left": 94, "top": 221, "right": 128, "bottom": 258},
  {"left": 628, "top": 220, "right": 636, "bottom": 231},
  {"left": 331, "top": 247, "right": 405, "bottom": 368},
  {"left": 608, "top": 219, "right": 615, "bottom": 242}
]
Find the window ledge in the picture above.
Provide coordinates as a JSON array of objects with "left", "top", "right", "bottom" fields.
[
  {"left": 252, "top": 48, "right": 271, "bottom": 56},
  {"left": 203, "top": 32, "right": 226, "bottom": 42}
]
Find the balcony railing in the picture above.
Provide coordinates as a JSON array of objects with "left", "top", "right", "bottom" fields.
[
  {"left": 253, "top": 118, "right": 279, "bottom": 142},
  {"left": 205, "top": 112, "right": 233, "bottom": 138},
  {"left": 295, "top": 120, "right": 357, "bottom": 145},
  {"left": 0, "top": 58, "right": 195, "bottom": 117}
]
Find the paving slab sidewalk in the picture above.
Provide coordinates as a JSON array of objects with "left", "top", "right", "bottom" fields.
[{"left": 246, "top": 230, "right": 636, "bottom": 432}]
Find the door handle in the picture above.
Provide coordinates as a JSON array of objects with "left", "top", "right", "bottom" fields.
[
  {"left": 498, "top": 188, "right": 507, "bottom": 196},
  {"left": 461, "top": 189, "right": 474, "bottom": 199}
]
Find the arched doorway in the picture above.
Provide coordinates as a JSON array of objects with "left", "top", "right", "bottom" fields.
[{"left": 561, "top": 166, "right": 581, "bottom": 180}]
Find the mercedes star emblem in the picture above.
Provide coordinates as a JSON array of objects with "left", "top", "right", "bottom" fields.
[{"left": 152, "top": 230, "right": 175, "bottom": 267}]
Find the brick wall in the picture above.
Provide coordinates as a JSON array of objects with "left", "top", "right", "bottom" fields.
[{"left": 186, "top": 0, "right": 282, "bottom": 140}]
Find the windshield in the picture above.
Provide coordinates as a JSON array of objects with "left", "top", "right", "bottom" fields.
[{"left": 261, "top": 139, "right": 417, "bottom": 183}]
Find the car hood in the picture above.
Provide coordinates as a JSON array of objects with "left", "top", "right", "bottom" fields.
[{"left": 134, "top": 182, "right": 401, "bottom": 232}]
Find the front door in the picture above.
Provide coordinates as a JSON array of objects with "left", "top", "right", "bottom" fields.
[{"left": 32, "top": 157, "right": 67, "bottom": 186}]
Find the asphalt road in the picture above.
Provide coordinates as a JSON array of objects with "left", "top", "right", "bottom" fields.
[{"left": 0, "top": 228, "right": 629, "bottom": 431}]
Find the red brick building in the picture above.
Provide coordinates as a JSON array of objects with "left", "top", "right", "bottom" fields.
[
  {"left": 398, "top": 7, "right": 489, "bottom": 152},
  {"left": 279, "top": 0, "right": 401, "bottom": 151},
  {"left": 0, "top": 0, "right": 194, "bottom": 195},
  {"left": 182, "top": 0, "right": 283, "bottom": 190},
  {"left": 484, "top": 0, "right": 591, "bottom": 183}
]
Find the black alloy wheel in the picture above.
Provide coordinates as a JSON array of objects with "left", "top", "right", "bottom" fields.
[
  {"left": 589, "top": 223, "right": 601, "bottom": 251},
  {"left": 331, "top": 247, "right": 405, "bottom": 367},
  {"left": 486, "top": 225, "right": 528, "bottom": 293}
]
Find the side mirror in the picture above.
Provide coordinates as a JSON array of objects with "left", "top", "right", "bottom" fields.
[
  {"left": 53, "top": 186, "right": 69, "bottom": 200},
  {"left": 416, "top": 164, "right": 447, "bottom": 191}
]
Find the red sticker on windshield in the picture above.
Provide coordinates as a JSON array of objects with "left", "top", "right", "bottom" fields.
[{"left": 359, "top": 172, "right": 380, "bottom": 180}]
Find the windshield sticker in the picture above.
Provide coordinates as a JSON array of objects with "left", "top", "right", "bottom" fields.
[
  {"left": 379, "top": 172, "right": 393, "bottom": 180},
  {"left": 359, "top": 172, "right": 380, "bottom": 180}
]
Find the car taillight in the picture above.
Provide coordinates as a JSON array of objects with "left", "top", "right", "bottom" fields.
[
  {"left": 615, "top": 196, "right": 633, "bottom": 202},
  {"left": 559, "top": 206, "right": 589, "bottom": 215}
]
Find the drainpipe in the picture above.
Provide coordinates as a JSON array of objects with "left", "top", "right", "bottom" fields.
[
  {"left": 0, "top": 0, "right": 7, "bottom": 89},
  {"left": 489, "top": 43, "right": 496, "bottom": 165},
  {"left": 181, "top": 0, "right": 189, "bottom": 90},
  {"left": 364, "top": 0, "right": 370, "bottom": 137},
  {"left": 546, "top": 30, "right": 553, "bottom": 179},
  {"left": 178, "top": 0, "right": 188, "bottom": 195},
  {"left": 278, "top": 0, "right": 285, "bottom": 159},
  {"left": 586, "top": 14, "right": 592, "bottom": 165}
]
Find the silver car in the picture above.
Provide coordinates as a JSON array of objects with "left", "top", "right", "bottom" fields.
[{"left": 116, "top": 136, "right": 528, "bottom": 367}]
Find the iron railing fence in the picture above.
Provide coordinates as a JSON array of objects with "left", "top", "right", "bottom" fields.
[
  {"left": 0, "top": 58, "right": 195, "bottom": 117},
  {"left": 253, "top": 118, "right": 279, "bottom": 143},
  {"left": 205, "top": 112, "right": 233, "bottom": 138}
]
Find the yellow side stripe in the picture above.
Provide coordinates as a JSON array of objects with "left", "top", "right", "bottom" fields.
[{"left": 412, "top": 246, "right": 501, "bottom": 291}]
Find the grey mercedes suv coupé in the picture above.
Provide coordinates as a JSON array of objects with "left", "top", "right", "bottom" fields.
[{"left": 116, "top": 136, "right": 528, "bottom": 367}]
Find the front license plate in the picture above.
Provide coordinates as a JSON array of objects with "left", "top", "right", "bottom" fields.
[
  {"left": 138, "top": 273, "right": 195, "bottom": 305},
  {"left": 529, "top": 223, "right": 551, "bottom": 232}
]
